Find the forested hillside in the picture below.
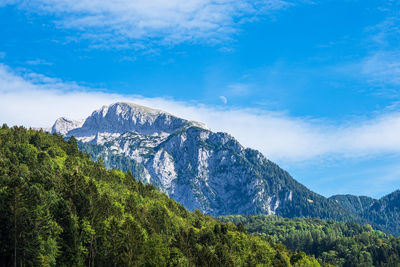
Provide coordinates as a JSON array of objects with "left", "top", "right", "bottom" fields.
[
  {"left": 0, "top": 125, "right": 320, "bottom": 266},
  {"left": 331, "top": 192, "right": 400, "bottom": 235},
  {"left": 329, "top": 195, "right": 377, "bottom": 215},
  {"left": 220, "top": 215, "right": 400, "bottom": 267}
]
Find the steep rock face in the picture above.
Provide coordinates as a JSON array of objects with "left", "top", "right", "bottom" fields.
[
  {"left": 52, "top": 102, "right": 357, "bottom": 220},
  {"left": 51, "top": 117, "right": 83, "bottom": 135}
]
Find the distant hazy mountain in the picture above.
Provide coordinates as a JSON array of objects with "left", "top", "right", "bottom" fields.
[
  {"left": 52, "top": 102, "right": 359, "bottom": 222},
  {"left": 331, "top": 191, "right": 400, "bottom": 234}
]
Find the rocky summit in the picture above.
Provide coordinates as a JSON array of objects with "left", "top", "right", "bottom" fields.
[
  {"left": 52, "top": 102, "right": 356, "bottom": 220},
  {"left": 52, "top": 102, "right": 207, "bottom": 144}
]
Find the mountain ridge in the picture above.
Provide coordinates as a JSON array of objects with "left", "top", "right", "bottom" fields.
[
  {"left": 52, "top": 102, "right": 400, "bottom": 234},
  {"left": 330, "top": 191, "right": 400, "bottom": 234},
  {"left": 54, "top": 102, "right": 208, "bottom": 145}
]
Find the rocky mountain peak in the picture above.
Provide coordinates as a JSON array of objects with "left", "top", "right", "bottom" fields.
[{"left": 52, "top": 102, "right": 208, "bottom": 143}]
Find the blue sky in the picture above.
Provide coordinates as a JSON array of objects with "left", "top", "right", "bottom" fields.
[{"left": 1, "top": 0, "right": 400, "bottom": 198}]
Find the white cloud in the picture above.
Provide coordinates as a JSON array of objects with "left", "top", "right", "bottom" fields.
[
  {"left": 1, "top": 63, "right": 400, "bottom": 163},
  {"left": 6, "top": 0, "right": 297, "bottom": 47}
]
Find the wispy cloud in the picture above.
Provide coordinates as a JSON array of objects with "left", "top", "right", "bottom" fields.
[
  {"left": 369, "top": 16, "right": 400, "bottom": 47},
  {"left": 361, "top": 51, "right": 400, "bottom": 86},
  {"left": 5, "top": 0, "right": 299, "bottom": 47},
  {"left": 227, "top": 83, "right": 252, "bottom": 96},
  {"left": 353, "top": 2, "right": 400, "bottom": 88},
  {"left": 2, "top": 63, "right": 400, "bottom": 163},
  {"left": 337, "top": 50, "right": 400, "bottom": 90},
  {"left": 26, "top": 58, "right": 53, "bottom": 66}
]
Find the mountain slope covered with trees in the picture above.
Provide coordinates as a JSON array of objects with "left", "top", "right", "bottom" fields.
[
  {"left": 330, "top": 192, "right": 400, "bottom": 235},
  {"left": 0, "top": 125, "right": 320, "bottom": 266}
]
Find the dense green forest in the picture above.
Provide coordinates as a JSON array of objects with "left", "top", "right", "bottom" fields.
[
  {"left": 0, "top": 125, "right": 320, "bottom": 266},
  {"left": 330, "top": 193, "right": 400, "bottom": 235},
  {"left": 219, "top": 215, "right": 400, "bottom": 267}
]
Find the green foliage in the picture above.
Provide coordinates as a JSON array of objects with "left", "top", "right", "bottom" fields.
[
  {"left": 0, "top": 126, "right": 319, "bottom": 266},
  {"left": 330, "top": 193, "right": 400, "bottom": 236},
  {"left": 220, "top": 215, "right": 400, "bottom": 267},
  {"left": 358, "top": 191, "right": 400, "bottom": 235}
]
